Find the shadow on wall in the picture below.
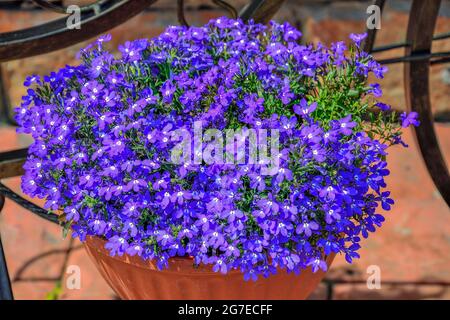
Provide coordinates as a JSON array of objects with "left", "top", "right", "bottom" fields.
[{"left": 309, "top": 264, "right": 450, "bottom": 300}]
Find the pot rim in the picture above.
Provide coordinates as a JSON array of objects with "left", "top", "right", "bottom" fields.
[
  {"left": 84, "top": 236, "right": 241, "bottom": 275},
  {"left": 84, "top": 235, "right": 336, "bottom": 276}
]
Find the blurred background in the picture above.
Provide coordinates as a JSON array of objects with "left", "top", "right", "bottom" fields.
[{"left": 0, "top": 0, "right": 449, "bottom": 299}]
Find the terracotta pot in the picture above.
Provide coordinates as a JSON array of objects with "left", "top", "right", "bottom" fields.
[{"left": 84, "top": 236, "right": 335, "bottom": 300}]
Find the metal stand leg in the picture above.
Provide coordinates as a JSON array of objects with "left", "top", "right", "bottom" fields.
[
  {"left": 0, "top": 195, "right": 14, "bottom": 300},
  {"left": 0, "top": 64, "right": 16, "bottom": 126}
]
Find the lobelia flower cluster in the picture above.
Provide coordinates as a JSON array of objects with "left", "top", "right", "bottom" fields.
[{"left": 16, "top": 17, "right": 419, "bottom": 280}]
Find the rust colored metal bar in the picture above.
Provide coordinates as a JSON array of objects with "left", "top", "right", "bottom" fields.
[
  {"left": 404, "top": 0, "right": 450, "bottom": 207},
  {"left": 0, "top": 194, "right": 14, "bottom": 300},
  {"left": 378, "top": 50, "right": 450, "bottom": 65},
  {"left": 364, "top": 0, "right": 386, "bottom": 53},
  {"left": 371, "top": 31, "right": 450, "bottom": 53},
  {"left": 325, "top": 278, "right": 450, "bottom": 286},
  {"left": 0, "top": 234, "right": 13, "bottom": 300},
  {"left": 0, "top": 64, "right": 16, "bottom": 126},
  {"left": 178, "top": 0, "right": 239, "bottom": 27},
  {"left": 0, "top": 182, "right": 59, "bottom": 224},
  {"left": 0, "top": 159, "right": 25, "bottom": 180},
  {"left": 0, "top": 0, "right": 156, "bottom": 63},
  {"left": 177, "top": 0, "right": 189, "bottom": 27},
  {"left": 239, "top": 0, "right": 286, "bottom": 24},
  {"left": 212, "top": 0, "right": 238, "bottom": 19},
  {"left": 0, "top": 148, "right": 27, "bottom": 179},
  {"left": 32, "top": 0, "right": 75, "bottom": 14},
  {"left": 372, "top": 41, "right": 407, "bottom": 53},
  {"left": 32, "top": 0, "right": 110, "bottom": 14}
]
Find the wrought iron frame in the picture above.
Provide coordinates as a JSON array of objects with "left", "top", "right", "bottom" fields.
[{"left": 0, "top": 0, "right": 449, "bottom": 300}]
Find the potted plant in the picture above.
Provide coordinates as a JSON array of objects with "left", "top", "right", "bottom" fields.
[{"left": 15, "top": 17, "right": 419, "bottom": 300}]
